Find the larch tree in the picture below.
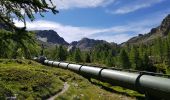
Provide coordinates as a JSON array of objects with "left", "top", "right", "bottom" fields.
[
  {"left": 0, "top": 0, "right": 58, "bottom": 58},
  {"left": 0, "top": 0, "right": 58, "bottom": 31},
  {"left": 57, "top": 45, "right": 67, "bottom": 61},
  {"left": 85, "top": 53, "right": 91, "bottom": 63},
  {"left": 74, "top": 48, "right": 82, "bottom": 63},
  {"left": 129, "top": 46, "right": 140, "bottom": 69},
  {"left": 119, "top": 49, "right": 131, "bottom": 69}
]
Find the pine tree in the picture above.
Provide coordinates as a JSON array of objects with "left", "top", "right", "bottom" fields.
[
  {"left": 155, "top": 37, "right": 163, "bottom": 61},
  {"left": 119, "top": 49, "right": 131, "bottom": 69},
  {"left": 139, "top": 44, "right": 145, "bottom": 58},
  {"left": 105, "top": 56, "right": 114, "bottom": 67},
  {"left": 142, "top": 52, "right": 150, "bottom": 70},
  {"left": 105, "top": 50, "right": 114, "bottom": 67},
  {"left": 164, "top": 40, "right": 170, "bottom": 67},
  {"left": 85, "top": 53, "right": 91, "bottom": 63},
  {"left": 56, "top": 45, "right": 67, "bottom": 61},
  {"left": 129, "top": 46, "right": 141, "bottom": 69},
  {"left": 92, "top": 49, "right": 100, "bottom": 62},
  {"left": 166, "top": 32, "right": 170, "bottom": 67},
  {"left": 74, "top": 48, "right": 82, "bottom": 63},
  {"left": 143, "top": 53, "right": 156, "bottom": 72}
]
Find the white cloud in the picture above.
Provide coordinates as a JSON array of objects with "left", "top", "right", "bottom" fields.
[
  {"left": 92, "top": 34, "right": 133, "bottom": 44},
  {"left": 15, "top": 10, "right": 170, "bottom": 44},
  {"left": 15, "top": 17, "right": 157, "bottom": 44},
  {"left": 109, "top": 0, "right": 165, "bottom": 14},
  {"left": 49, "top": 0, "right": 115, "bottom": 9}
]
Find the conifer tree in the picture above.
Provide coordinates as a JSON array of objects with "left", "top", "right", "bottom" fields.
[
  {"left": 74, "top": 48, "right": 82, "bottom": 63},
  {"left": 164, "top": 40, "right": 170, "bottom": 67},
  {"left": 167, "top": 32, "right": 170, "bottom": 67},
  {"left": 57, "top": 45, "right": 67, "bottom": 61},
  {"left": 105, "top": 50, "right": 114, "bottom": 67},
  {"left": 0, "top": 0, "right": 58, "bottom": 31},
  {"left": 85, "top": 53, "right": 91, "bottom": 63},
  {"left": 142, "top": 52, "right": 150, "bottom": 70},
  {"left": 129, "top": 46, "right": 141, "bottom": 69},
  {"left": 155, "top": 37, "right": 163, "bottom": 61},
  {"left": 119, "top": 49, "right": 131, "bottom": 69},
  {"left": 105, "top": 56, "right": 114, "bottom": 67},
  {"left": 0, "top": 0, "right": 58, "bottom": 59}
]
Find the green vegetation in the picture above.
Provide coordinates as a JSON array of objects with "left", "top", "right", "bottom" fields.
[
  {"left": 0, "top": 0, "right": 157, "bottom": 99},
  {"left": 0, "top": 0, "right": 57, "bottom": 31},
  {"left": 0, "top": 59, "right": 137, "bottom": 100},
  {"left": 119, "top": 49, "right": 131, "bottom": 69},
  {"left": 90, "top": 79, "right": 144, "bottom": 97},
  {"left": 0, "top": 0, "right": 57, "bottom": 59},
  {"left": 45, "top": 32, "right": 170, "bottom": 74},
  {"left": 56, "top": 80, "right": 136, "bottom": 100},
  {"left": 0, "top": 29, "right": 40, "bottom": 59},
  {"left": 0, "top": 59, "right": 63, "bottom": 99}
]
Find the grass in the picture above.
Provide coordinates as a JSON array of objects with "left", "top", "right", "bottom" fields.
[
  {"left": 56, "top": 77, "right": 136, "bottom": 100},
  {"left": 0, "top": 59, "right": 139, "bottom": 100},
  {"left": 0, "top": 59, "right": 63, "bottom": 99},
  {"left": 90, "top": 79, "right": 144, "bottom": 97},
  {"left": 167, "top": 68, "right": 170, "bottom": 74}
]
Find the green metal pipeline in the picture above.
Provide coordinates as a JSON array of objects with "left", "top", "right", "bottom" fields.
[{"left": 38, "top": 58, "right": 170, "bottom": 100}]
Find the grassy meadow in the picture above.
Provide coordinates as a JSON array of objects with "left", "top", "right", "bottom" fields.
[{"left": 0, "top": 59, "right": 143, "bottom": 100}]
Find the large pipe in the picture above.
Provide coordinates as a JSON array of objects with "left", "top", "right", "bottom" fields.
[{"left": 40, "top": 58, "right": 170, "bottom": 100}]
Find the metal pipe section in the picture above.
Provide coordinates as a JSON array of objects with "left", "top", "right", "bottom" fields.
[{"left": 43, "top": 59, "right": 170, "bottom": 100}]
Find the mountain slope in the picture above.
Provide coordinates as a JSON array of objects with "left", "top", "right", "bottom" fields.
[
  {"left": 0, "top": 59, "right": 137, "bottom": 100},
  {"left": 35, "top": 30, "right": 69, "bottom": 46},
  {"left": 122, "top": 14, "right": 170, "bottom": 46},
  {"left": 69, "top": 38, "right": 112, "bottom": 51}
]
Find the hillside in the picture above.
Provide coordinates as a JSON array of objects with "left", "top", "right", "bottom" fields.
[
  {"left": 35, "top": 30, "right": 69, "bottom": 46},
  {"left": 0, "top": 59, "right": 139, "bottom": 100},
  {"left": 122, "top": 14, "right": 170, "bottom": 46},
  {"left": 69, "top": 38, "right": 117, "bottom": 51}
]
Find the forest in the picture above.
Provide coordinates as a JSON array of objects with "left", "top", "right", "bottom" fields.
[
  {"left": 0, "top": 0, "right": 170, "bottom": 99},
  {"left": 0, "top": 0, "right": 169, "bottom": 74},
  {"left": 0, "top": 27, "right": 170, "bottom": 74},
  {"left": 44, "top": 31, "right": 170, "bottom": 74}
]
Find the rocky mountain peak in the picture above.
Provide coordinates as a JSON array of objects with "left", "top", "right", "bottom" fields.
[
  {"left": 160, "top": 14, "right": 170, "bottom": 35},
  {"left": 35, "top": 30, "right": 69, "bottom": 45},
  {"left": 122, "top": 14, "right": 170, "bottom": 46},
  {"left": 69, "top": 38, "right": 109, "bottom": 51}
]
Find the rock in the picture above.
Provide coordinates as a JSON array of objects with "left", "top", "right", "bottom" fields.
[
  {"left": 35, "top": 30, "right": 69, "bottom": 45},
  {"left": 69, "top": 38, "right": 113, "bottom": 51},
  {"left": 122, "top": 14, "right": 170, "bottom": 46}
]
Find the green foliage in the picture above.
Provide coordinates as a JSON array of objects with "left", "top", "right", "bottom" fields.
[
  {"left": 0, "top": 59, "right": 134, "bottom": 100},
  {"left": 105, "top": 50, "right": 115, "bottom": 67},
  {"left": 90, "top": 79, "right": 144, "bottom": 98},
  {"left": 43, "top": 31, "right": 170, "bottom": 73},
  {"left": 85, "top": 53, "right": 91, "bottom": 63},
  {"left": 0, "top": 59, "right": 63, "bottom": 99},
  {"left": 56, "top": 45, "right": 68, "bottom": 61},
  {"left": 129, "top": 46, "right": 142, "bottom": 70},
  {"left": 74, "top": 48, "right": 82, "bottom": 63},
  {"left": 155, "top": 37, "right": 164, "bottom": 61},
  {"left": 0, "top": 0, "right": 57, "bottom": 59},
  {"left": 91, "top": 43, "right": 117, "bottom": 65},
  {"left": 119, "top": 49, "right": 131, "bottom": 69},
  {"left": 0, "top": 29, "right": 40, "bottom": 59},
  {"left": 0, "top": 0, "right": 58, "bottom": 31}
]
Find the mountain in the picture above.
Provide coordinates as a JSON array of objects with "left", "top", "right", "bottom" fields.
[
  {"left": 122, "top": 14, "right": 170, "bottom": 46},
  {"left": 69, "top": 38, "right": 116, "bottom": 51},
  {"left": 35, "top": 30, "right": 69, "bottom": 46}
]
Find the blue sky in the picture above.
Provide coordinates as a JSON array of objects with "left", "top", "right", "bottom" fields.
[{"left": 15, "top": 0, "right": 170, "bottom": 44}]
